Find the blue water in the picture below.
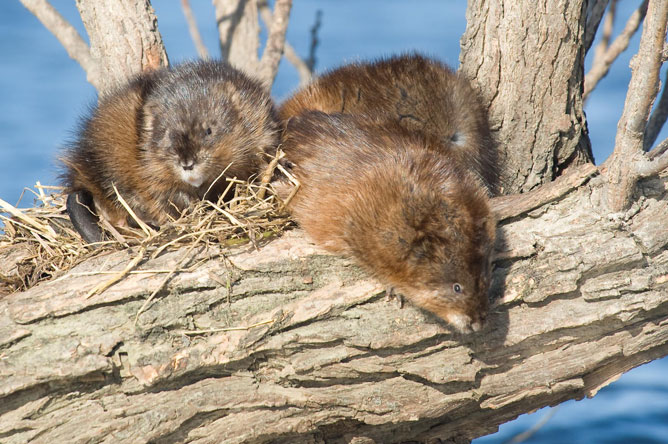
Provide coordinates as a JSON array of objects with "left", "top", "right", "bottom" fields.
[{"left": 1, "top": 2, "right": 666, "bottom": 442}]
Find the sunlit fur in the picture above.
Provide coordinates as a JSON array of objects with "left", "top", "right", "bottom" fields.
[
  {"left": 281, "top": 112, "right": 496, "bottom": 333},
  {"left": 61, "top": 60, "right": 278, "bottom": 228},
  {"left": 279, "top": 53, "right": 498, "bottom": 195}
]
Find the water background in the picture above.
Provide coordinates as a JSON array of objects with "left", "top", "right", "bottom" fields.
[{"left": 1, "top": 1, "right": 667, "bottom": 442}]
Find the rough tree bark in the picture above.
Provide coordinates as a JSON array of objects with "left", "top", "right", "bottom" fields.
[
  {"left": 459, "top": 0, "right": 594, "bottom": 193},
  {"left": 2, "top": 169, "right": 668, "bottom": 443},
  {"left": 76, "top": 0, "right": 168, "bottom": 92},
  {"left": 3, "top": 1, "right": 668, "bottom": 443}
]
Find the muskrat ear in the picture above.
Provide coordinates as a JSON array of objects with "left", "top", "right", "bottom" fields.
[
  {"left": 141, "top": 99, "right": 160, "bottom": 136},
  {"left": 212, "top": 81, "right": 241, "bottom": 104}
]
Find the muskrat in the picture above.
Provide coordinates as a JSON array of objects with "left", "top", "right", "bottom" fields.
[
  {"left": 61, "top": 60, "right": 279, "bottom": 243},
  {"left": 278, "top": 53, "right": 498, "bottom": 195},
  {"left": 279, "top": 111, "right": 496, "bottom": 333}
]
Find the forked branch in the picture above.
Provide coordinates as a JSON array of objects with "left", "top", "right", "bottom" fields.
[
  {"left": 213, "top": 0, "right": 292, "bottom": 89},
  {"left": 584, "top": 0, "right": 648, "bottom": 99},
  {"left": 603, "top": 0, "right": 668, "bottom": 211},
  {"left": 258, "top": 0, "right": 312, "bottom": 85}
]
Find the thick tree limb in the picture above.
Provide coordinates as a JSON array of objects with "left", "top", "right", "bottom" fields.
[
  {"left": 18, "top": 0, "right": 101, "bottom": 90},
  {"left": 584, "top": 0, "right": 648, "bottom": 99},
  {"left": 76, "top": 0, "right": 168, "bottom": 93},
  {"left": 1, "top": 171, "right": 668, "bottom": 443},
  {"left": 603, "top": 0, "right": 668, "bottom": 212},
  {"left": 213, "top": 0, "right": 291, "bottom": 89},
  {"left": 180, "top": 0, "right": 209, "bottom": 59}
]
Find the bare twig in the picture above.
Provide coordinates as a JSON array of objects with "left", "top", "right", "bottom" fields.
[
  {"left": 85, "top": 246, "right": 146, "bottom": 299},
  {"left": 584, "top": 0, "right": 648, "bottom": 99},
  {"left": 585, "top": 0, "right": 610, "bottom": 52},
  {"left": 644, "top": 68, "right": 668, "bottom": 150},
  {"left": 112, "top": 184, "right": 157, "bottom": 238},
  {"left": 504, "top": 407, "right": 560, "bottom": 444},
  {"left": 258, "top": 1, "right": 311, "bottom": 85},
  {"left": 180, "top": 0, "right": 209, "bottom": 59},
  {"left": 603, "top": 0, "right": 668, "bottom": 211},
  {"left": 18, "top": 0, "right": 101, "bottom": 90},
  {"left": 637, "top": 138, "right": 668, "bottom": 177},
  {"left": 258, "top": 0, "right": 293, "bottom": 89},
  {"left": 593, "top": 0, "right": 616, "bottom": 62},
  {"left": 649, "top": 137, "right": 668, "bottom": 160},
  {"left": 179, "top": 318, "right": 275, "bottom": 335},
  {"left": 306, "top": 9, "right": 322, "bottom": 72}
]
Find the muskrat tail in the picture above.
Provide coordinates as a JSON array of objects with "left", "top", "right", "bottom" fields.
[{"left": 66, "top": 190, "right": 104, "bottom": 244}]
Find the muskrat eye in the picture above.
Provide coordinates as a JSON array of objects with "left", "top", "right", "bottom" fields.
[
  {"left": 453, "top": 283, "right": 463, "bottom": 294},
  {"left": 205, "top": 127, "right": 212, "bottom": 136}
]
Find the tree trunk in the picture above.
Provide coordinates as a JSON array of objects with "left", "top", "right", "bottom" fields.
[
  {"left": 459, "top": 0, "right": 594, "bottom": 194},
  {"left": 1, "top": 170, "right": 667, "bottom": 443},
  {"left": 76, "top": 0, "right": 168, "bottom": 92},
  {"left": 214, "top": 0, "right": 261, "bottom": 74}
]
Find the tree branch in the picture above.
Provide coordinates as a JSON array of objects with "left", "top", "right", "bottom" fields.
[
  {"left": 592, "top": 0, "right": 616, "bottom": 64},
  {"left": 644, "top": 68, "right": 668, "bottom": 150},
  {"left": 180, "top": 0, "right": 209, "bottom": 59},
  {"left": 18, "top": 0, "right": 101, "bottom": 90},
  {"left": 603, "top": 0, "right": 668, "bottom": 211},
  {"left": 584, "top": 0, "right": 610, "bottom": 52},
  {"left": 258, "top": 0, "right": 312, "bottom": 86},
  {"left": 258, "top": 0, "right": 293, "bottom": 89},
  {"left": 491, "top": 163, "right": 598, "bottom": 221},
  {"left": 584, "top": 0, "right": 648, "bottom": 99},
  {"left": 306, "top": 9, "right": 322, "bottom": 73},
  {"left": 638, "top": 138, "right": 668, "bottom": 177}
]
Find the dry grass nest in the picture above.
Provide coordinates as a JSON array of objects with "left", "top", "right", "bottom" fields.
[{"left": 0, "top": 152, "right": 299, "bottom": 295}]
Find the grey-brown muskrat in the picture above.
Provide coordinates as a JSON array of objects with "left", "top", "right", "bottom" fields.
[
  {"left": 61, "top": 60, "right": 279, "bottom": 243},
  {"left": 279, "top": 111, "right": 496, "bottom": 333},
  {"left": 279, "top": 53, "right": 498, "bottom": 195}
]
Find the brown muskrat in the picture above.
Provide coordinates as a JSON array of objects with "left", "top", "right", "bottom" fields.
[
  {"left": 279, "top": 111, "right": 496, "bottom": 333},
  {"left": 61, "top": 60, "right": 279, "bottom": 243}
]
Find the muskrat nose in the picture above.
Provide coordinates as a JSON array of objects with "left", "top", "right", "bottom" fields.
[{"left": 181, "top": 160, "right": 195, "bottom": 171}]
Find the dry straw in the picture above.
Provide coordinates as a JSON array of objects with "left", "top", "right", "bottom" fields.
[{"left": 0, "top": 153, "right": 298, "bottom": 295}]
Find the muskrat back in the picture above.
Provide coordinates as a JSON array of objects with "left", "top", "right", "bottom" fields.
[{"left": 279, "top": 53, "right": 498, "bottom": 194}]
